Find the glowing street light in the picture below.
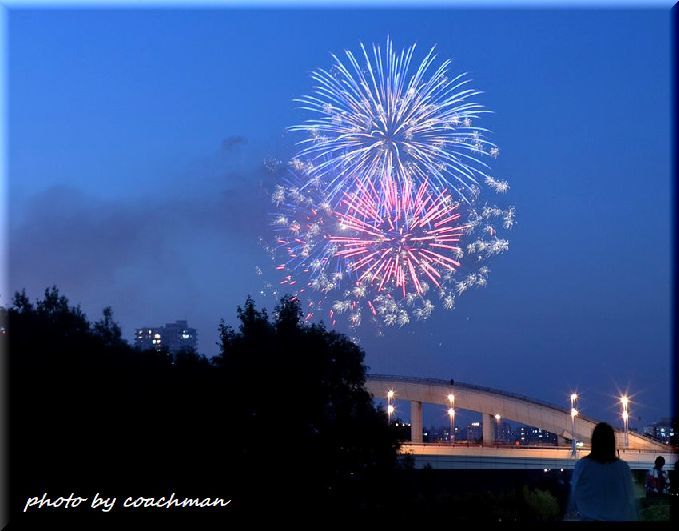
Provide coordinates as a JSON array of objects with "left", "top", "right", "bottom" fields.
[
  {"left": 570, "top": 393, "right": 579, "bottom": 456},
  {"left": 620, "top": 395, "right": 630, "bottom": 448},
  {"left": 447, "top": 407, "right": 456, "bottom": 444},
  {"left": 447, "top": 394, "right": 456, "bottom": 443},
  {"left": 386, "top": 389, "right": 395, "bottom": 425},
  {"left": 494, "top": 413, "right": 501, "bottom": 442}
]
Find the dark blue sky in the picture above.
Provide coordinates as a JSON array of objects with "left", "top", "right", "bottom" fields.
[{"left": 8, "top": 8, "right": 671, "bottom": 426}]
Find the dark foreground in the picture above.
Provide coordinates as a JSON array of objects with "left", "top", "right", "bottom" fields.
[{"left": 4, "top": 289, "right": 675, "bottom": 526}]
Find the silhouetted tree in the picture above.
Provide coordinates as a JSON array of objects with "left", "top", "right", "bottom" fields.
[
  {"left": 7, "top": 288, "right": 400, "bottom": 522},
  {"left": 93, "top": 306, "right": 123, "bottom": 347},
  {"left": 214, "top": 295, "right": 399, "bottom": 515}
]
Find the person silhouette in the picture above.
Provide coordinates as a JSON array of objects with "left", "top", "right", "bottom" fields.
[
  {"left": 646, "top": 456, "right": 670, "bottom": 497},
  {"left": 566, "top": 422, "right": 639, "bottom": 521}
]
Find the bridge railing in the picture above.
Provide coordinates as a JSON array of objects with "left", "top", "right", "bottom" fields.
[{"left": 368, "top": 373, "right": 601, "bottom": 426}]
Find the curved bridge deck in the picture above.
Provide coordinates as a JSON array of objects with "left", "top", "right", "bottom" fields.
[
  {"left": 367, "top": 374, "right": 670, "bottom": 453},
  {"left": 400, "top": 443, "right": 676, "bottom": 470}
]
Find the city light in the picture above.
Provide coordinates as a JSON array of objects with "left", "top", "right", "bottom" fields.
[
  {"left": 447, "top": 407, "right": 456, "bottom": 444},
  {"left": 447, "top": 394, "right": 456, "bottom": 442},
  {"left": 569, "top": 392, "right": 579, "bottom": 456},
  {"left": 620, "top": 395, "right": 630, "bottom": 448},
  {"left": 386, "top": 390, "right": 395, "bottom": 425}
]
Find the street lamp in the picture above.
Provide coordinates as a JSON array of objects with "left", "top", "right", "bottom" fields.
[
  {"left": 570, "top": 393, "right": 578, "bottom": 456},
  {"left": 447, "top": 408, "right": 456, "bottom": 444},
  {"left": 620, "top": 395, "right": 629, "bottom": 448},
  {"left": 447, "top": 394, "right": 456, "bottom": 444},
  {"left": 495, "top": 413, "right": 501, "bottom": 442},
  {"left": 386, "top": 389, "right": 395, "bottom": 425}
]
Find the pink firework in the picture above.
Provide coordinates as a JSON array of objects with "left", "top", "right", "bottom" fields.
[{"left": 329, "top": 175, "right": 465, "bottom": 296}]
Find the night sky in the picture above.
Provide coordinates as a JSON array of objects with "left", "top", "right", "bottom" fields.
[{"left": 8, "top": 8, "right": 671, "bottom": 427}]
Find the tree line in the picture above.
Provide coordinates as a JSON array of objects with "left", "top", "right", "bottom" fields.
[
  {"left": 3, "top": 287, "right": 400, "bottom": 521},
  {"left": 3, "top": 287, "right": 574, "bottom": 523}
]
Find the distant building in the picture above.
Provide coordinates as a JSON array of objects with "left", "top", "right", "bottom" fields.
[
  {"left": 425, "top": 425, "right": 460, "bottom": 443},
  {"left": 516, "top": 425, "right": 558, "bottom": 446},
  {"left": 466, "top": 421, "right": 482, "bottom": 443},
  {"left": 135, "top": 320, "right": 197, "bottom": 353},
  {"left": 642, "top": 418, "right": 675, "bottom": 445},
  {"left": 499, "top": 420, "right": 514, "bottom": 442}
]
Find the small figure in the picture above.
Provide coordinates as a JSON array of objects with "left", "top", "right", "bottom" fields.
[{"left": 646, "top": 456, "right": 670, "bottom": 497}]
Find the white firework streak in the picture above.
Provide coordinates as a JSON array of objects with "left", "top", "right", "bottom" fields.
[
  {"left": 267, "top": 167, "right": 514, "bottom": 329},
  {"left": 290, "top": 38, "right": 501, "bottom": 204},
  {"left": 261, "top": 39, "right": 517, "bottom": 330}
]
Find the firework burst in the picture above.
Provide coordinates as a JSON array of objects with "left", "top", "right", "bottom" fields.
[
  {"left": 263, "top": 164, "right": 512, "bottom": 329},
  {"left": 290, "top": 38, "right": 503, "bottom": 203},
  {"left": 330, "top": 174, "right": 464, "bottom": 297},
  {"left": 260, "top": 39, "right": 515, "bottom": 330}
]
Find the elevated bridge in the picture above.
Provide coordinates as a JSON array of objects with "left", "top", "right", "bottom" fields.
[
  {"left": 399, "top": 443, "right": 676, "bottom": 470},
  {"left": 366, "top": 374, "right": 670, "bottom": 453}
]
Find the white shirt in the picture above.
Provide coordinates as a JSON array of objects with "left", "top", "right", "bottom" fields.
[
  {"left": 569, "top": 457, "right": 639, "bottom": 521},
  {"left": 647, "top": 467, "right": 670, "bottom": 494}
]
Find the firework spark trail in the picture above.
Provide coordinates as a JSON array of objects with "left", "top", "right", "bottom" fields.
[
  {"left": 261, "top": 39, "right": 515, "bottom": 329},
  {"left": 329, "top": 174, "right": 464, "bottom": 297},
  {"left": 290, "top": 38, "right": 499, "bottom": 204},
  {"left": 265, "top": 164, "right": 513, "bottom": 328}
]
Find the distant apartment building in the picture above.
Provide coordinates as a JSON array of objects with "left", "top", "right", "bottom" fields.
[
  {"left": 515, "top": 425, "right": 558, "bottom": 446},
  {"left": 135, "top": 320, "right": 197, "bottom": 353},
  {"left": 642, "top": 418, "right": 676, "bottom": 445},
  {"left": 466, "top": 421, "right": 482, "bottom": 443}
]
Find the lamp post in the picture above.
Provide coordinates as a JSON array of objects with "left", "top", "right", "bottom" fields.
[
  {"left": 570, "top": 393, "right": 578, "bottom": 456},
  {"left": 620, "top": 395, "right": 629, "bottom": 448},
  {"left": 495, "top": 413, "right": 501, "bottom": 443},
  {"left": 447, "top": 394, "right": 455, "bottom": 444},
  {"left": 447, "top": 408, "right": 456, "bottom": 444},
  {"left": 386, "top": 389, "right": 394, "bottom": 425}
]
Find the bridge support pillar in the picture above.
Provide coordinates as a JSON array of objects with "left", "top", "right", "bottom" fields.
[
  {"left": 483, "top": 413, "right": 496, "bottom": 446},
  {"left": 410, "top": 401, "right": 423, "bottom": 443}
]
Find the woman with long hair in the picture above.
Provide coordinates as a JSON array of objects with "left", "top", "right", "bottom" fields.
[{"left": 566, "top": 422, "right": 639, "bottom": 520}]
